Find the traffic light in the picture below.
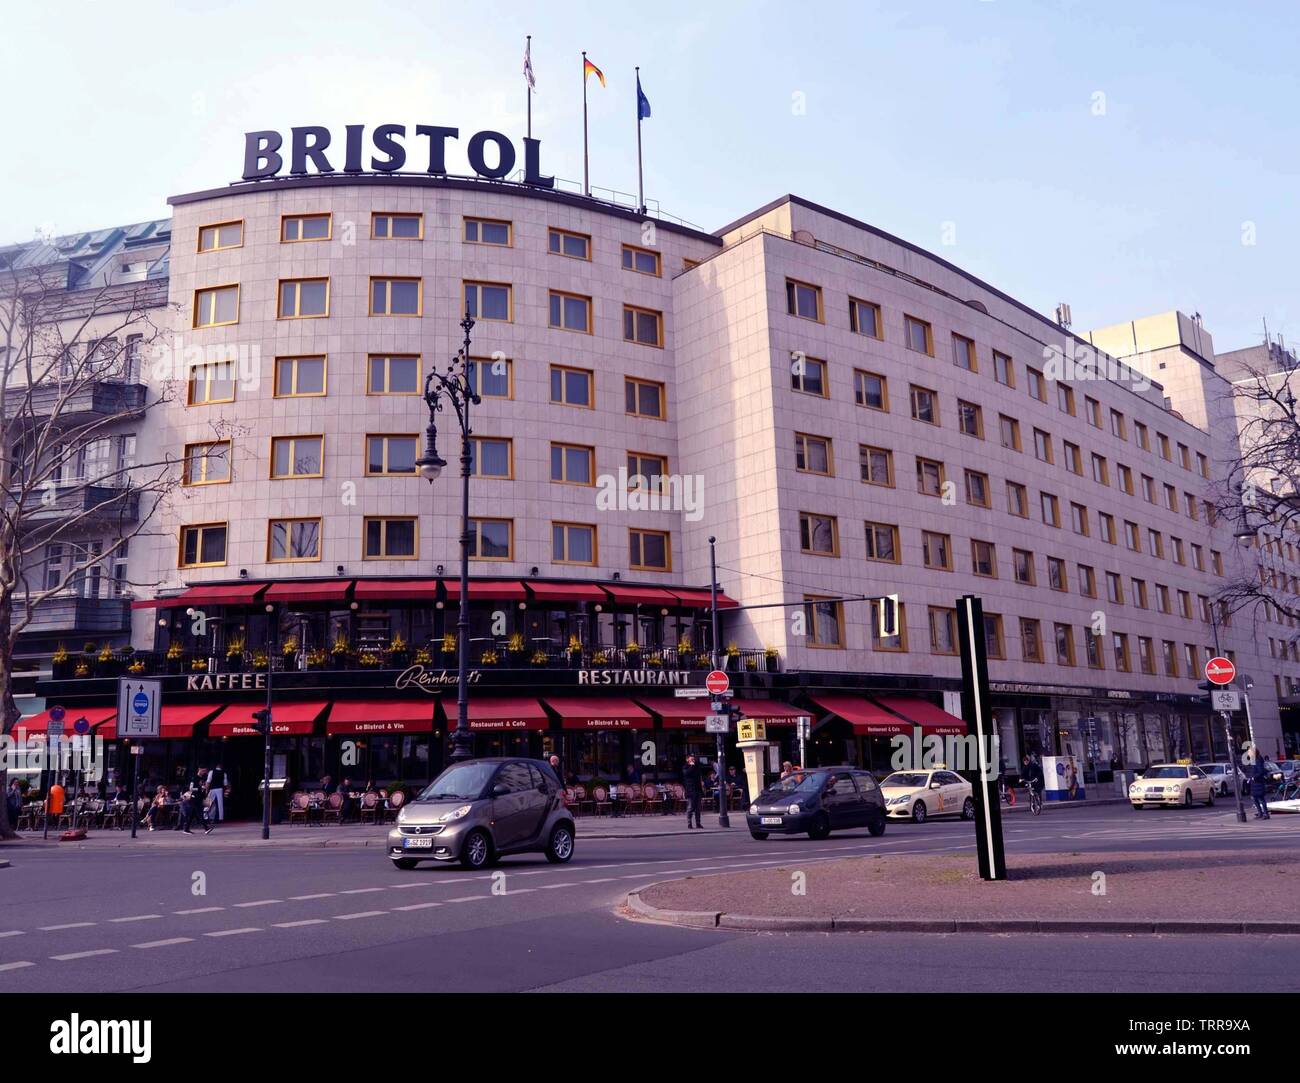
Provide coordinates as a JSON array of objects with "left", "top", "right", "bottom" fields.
[
  {"left": 1196, "top": 681, "right": 1212, "bottom": 693},
  {"left": 251, "top": 708, "right": 271, "bottom": 735},
  {"left": 725, "top": 703, "right": 743, "bottom": 725}
]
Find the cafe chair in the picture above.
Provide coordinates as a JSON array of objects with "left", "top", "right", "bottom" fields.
[
  {"left": 386, "top": 789, "right": 406, "bottom": 823},
  {"left": 288, "top": 792, "right": 310, "bottom": 826},
  {"left": 319, "top": 792, "right": 343, "bottom": 825},
  {"left": 623, "top": 786, "right": 645, "bottom": 815},
  {"left": 359, "top": 791, "right": 379, "bottom": 824},
  {"left": 591, "top": 785, "right": 611, "bottom": 816},
  {"left": 571, "top": 784, "right": 591, "bottom": 816}
]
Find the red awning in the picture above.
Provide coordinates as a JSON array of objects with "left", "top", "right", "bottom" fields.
[
  {"left": 325, "top": 700, "right": 434, "bottom": 736},
  {"left": 462, "top": 697, "right": 551, "bottom": 731},
  {"left": 263, "top": 581, "right": 354, "bottom": 605},
  {"left": 442, "top": 580, "right": 527, "bottom": 601},
  {"left": 209, "top": 701, "right": 327, "bottom": 738},
  {"left": 634, "top": 695, "right": 714, "bottom": 728},
  {"left": 604, "top": 585, "right": 679, "bottom": 607},
  {"left": 671, "top": 588, "right": 740, "bottom": 609},
  {"left": 874, "top": 696, "right": 967, "bottom": 736},
  {"left": 160, "top": 704, "right": 226, "bottom": 739},
  {"left": 732, "top": 700, "right": 803, "bottom": 726},
  {"left": 131, "top": 582, "right": 266, "bottom": 609},
  {"left": 809, "top": 693, "right": 909, "bottom": 736},
  {"left": 353, "top": 579, "right": 441, "bottom": 602},
  {"left": 543, "top": 696, "right": 653, "bottom": 730},
  {"left": 526, "top": 582, "right": 610, "bottom": 603},
  {"left": 16, "top": 708, "right": 117, "bottom": 737}
]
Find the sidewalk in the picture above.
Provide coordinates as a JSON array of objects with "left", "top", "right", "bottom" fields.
[{"left": 628, "top": 847, "right": 1300, "bottom": 934}]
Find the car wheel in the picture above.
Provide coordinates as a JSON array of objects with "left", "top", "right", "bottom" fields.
[
  {"left": 544, "top": 823, "right": 575, "bottom": 863},
  {"left": 1206, "top": 788, "right": 1215, "bottom": 807},
  {"left": 867, "top": 813, "right": 886, "bottom": 837},
  {"left": 807, "top": 812, "right": 831, "bottom": 840},
  {"left": 391, "top": 858, "right": 418, "bottom": 870},
  {"left": 749, "top": 830, "right": 769, "bottom": 840},
  {"left": 911, "top": 801, "right": 928, "bottom": 824},
  {"left": 1183, "top": 789, "right": 1193, "bottom": 808},
  {"left": 459, "top": 828, "right": 493, "bottom": 869},
  {"left": 961, "top": 797, "right": 975, "bottom": 821},
  {"left": 1131, "top": 803, "right": 1143, "bottom": 811}
]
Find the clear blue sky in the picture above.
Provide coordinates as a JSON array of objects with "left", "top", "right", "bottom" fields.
[{"left": 2, "top": 0, "right": 1294, "bottom": 351}]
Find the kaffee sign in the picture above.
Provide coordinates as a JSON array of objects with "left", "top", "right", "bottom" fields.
[{"left": 243, "top": 125, "right": 554, "bottom": 187}]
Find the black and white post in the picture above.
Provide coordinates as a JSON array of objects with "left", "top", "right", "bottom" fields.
[{"left": 956, "top": 594, "right": 1006, "bottom": 881}]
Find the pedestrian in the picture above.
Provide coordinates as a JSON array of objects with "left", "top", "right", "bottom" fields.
[
  {"left": 780, "top": 760, "right": 794, "bottom": 780},
  {"left": 548, "top": 754, "right": 566, "bottom": 788},
  {"left": 1249, "top": 753, "right": 1271, "bottom": 820},
  {"left": 727, "top": 764, "right": 749, "bottom": 807},
  {"left": 682, "top": 754, "right": 703, "bottom": 829},
  {"left": 338, "top": 778, "right": 357, "bottom": 823},
  {"left": 6, "top": 779, "right": 22, "bottom": 828},
  {"left": 179, "top": 774, "right": 211, "bottom": 834},
  {"left": 205, "top": 763, "right": 226, "bottom": 823}
]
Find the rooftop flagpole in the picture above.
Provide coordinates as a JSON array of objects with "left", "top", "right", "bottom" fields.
[
  {"left": 582, "top": 51, "right": 590, "bottom": 195},
  {"left": 635, "top": 67, "right": 644, "bottom": 214},
  {"left": 524, "top": 36, "right": 534, "bottom": 140}
]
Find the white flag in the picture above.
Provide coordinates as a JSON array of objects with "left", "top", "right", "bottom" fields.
[{"left": 524, "top": 39, "right": 536, "bottom": 91}]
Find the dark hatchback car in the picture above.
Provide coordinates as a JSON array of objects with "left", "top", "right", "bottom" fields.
[
  {"left": 746, "top": 766, "right": 887, "bottom": 840},
  {"left": 388, "top": 757, "right": 575, "bottom": 870}
]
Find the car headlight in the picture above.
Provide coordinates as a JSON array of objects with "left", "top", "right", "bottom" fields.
[
  {"left": 749, "top": 804, "right": 758, "bottom": 816},
  {"left": 437, "top": 804, "right": 472, "bottom": 823},
  {"left": 1128, "top": 784, "right": 1140, "bottom": 793},
  {"left": 787, "top": 803, "right": 801, "bottom": 815},
  {"left": 887, "top": 795, "right": 911, "bottom": 806}
]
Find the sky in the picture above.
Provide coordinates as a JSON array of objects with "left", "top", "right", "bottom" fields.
[{"left": 1, "top": 0, "right": 1295, "bottom": 352}]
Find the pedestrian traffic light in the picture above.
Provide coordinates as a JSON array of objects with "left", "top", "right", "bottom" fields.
[{"left": 251, "top": 708, "right": 271, "bottom": 735}]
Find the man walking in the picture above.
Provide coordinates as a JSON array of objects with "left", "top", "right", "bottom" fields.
[
  {"left": 682, "top": 754, "right": 703, "bottom": 829},
  {"left": 1249, "top": 752, "right": 1272, "bottom": 820},
  {"left": 179, "top": 772, "right": 211, "bottom": 834},
  {"left": 205, "top": 763, "right": 226, "bottom": 824}
]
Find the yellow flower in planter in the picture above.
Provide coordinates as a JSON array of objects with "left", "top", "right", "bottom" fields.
[
  {"left": 442, "top": 634, "right": 458, "bottom": 653},
  {"left": 591, "top": 649, "right": 609, "bottom": 664},
  {"left": 480, "top": 648, "right": 499, "bottom": 665},
  {"left": 127, "top": 661, "right": 145, "bottom": 674},
  {"left": 413, "top": 648, "right": 433, "bottom": 665},
  {"left": 166, "top": 643, "right": 183, "bottom": 660},
  {"left": 567, "top": 635, "right": 582, "bottom": 653},
  {"left": 530, "top": 649, "right": 549, "bottom": 665},
  {"left": 53, "top": 644, "right": 69, "bottom": 663},
  {"left": 507, "top": 632, "right": 525, "bottom": 652},
  {"left": 190, "top": 658, "right": 208, "bottom": 672}
]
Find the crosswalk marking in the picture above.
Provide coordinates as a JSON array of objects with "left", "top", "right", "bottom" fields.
[{"left": 132, "top": 938, "right": 194, "bottom": 949}]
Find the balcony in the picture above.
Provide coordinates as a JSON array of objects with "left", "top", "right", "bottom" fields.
[
  {"left": 25, "top": 484, "right": 140, "bottom": 528},
  {"left": 24, "top": 596, "right": 131, "bottom": 638},
  {"left": 5, "top": 381, "right": 146, "bottom": 428}
]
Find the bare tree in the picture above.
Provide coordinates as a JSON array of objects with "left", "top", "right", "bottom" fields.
[{"left": 0, "top": 263, "right": 182, "bottom": 837}]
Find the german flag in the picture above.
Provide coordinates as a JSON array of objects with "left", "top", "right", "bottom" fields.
[{"left": 584, "top": 56, "right": 605, "bottom": 87}]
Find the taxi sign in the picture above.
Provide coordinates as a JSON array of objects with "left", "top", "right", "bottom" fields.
[
  {"left": 1205, "top": 657, "right": 1235, "bottom": 686},
  {"left": 737, "top": 718, "right": 767, "bottom": 742}
]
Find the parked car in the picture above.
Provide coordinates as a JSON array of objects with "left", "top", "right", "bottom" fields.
[
  {"left": 747, "top": 766, "right": 886, "bottom": 840},
  {"left": 880, "top": 769, "right": 974, "bottom": 823},
  {"left": 1196, "top": 762, "right": 1246, "bottom": 796},
  {"left": 387, "top": 757, "right": 574, "bottom": 869},
  {"left": 1129, "top": 763, "right": 1215, "bottom": 809}
]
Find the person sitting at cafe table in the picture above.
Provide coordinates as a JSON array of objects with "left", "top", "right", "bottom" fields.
[
  {"left": 142, "top": 787, "right": 171, "bottom": 831},
  {"left": 338, "top": 778, "right": 359, "bottom": 823}
]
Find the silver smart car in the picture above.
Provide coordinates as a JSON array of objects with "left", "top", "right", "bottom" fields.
[{"left": 388, "top": 757, "right": 575, "bottom": 870}]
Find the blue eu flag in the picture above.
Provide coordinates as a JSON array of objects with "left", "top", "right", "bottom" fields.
[{"left": 637, "top": 75, "right": 651, "bottom": 120}]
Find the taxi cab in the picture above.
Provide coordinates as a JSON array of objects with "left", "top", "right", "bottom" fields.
[
  {"left": 879, "top": 768, "right": 974, "bottom": 823},
  {"left": 1128, "top": 763, "right": 1216, "bottom": 809}
]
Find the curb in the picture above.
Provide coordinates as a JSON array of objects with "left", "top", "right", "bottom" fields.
[
  {"left": 625, "top": 885, "right": 1300, "bottom": 936},
  {"left": 0, "top": 859, "right": 9, "bottom": 869}
]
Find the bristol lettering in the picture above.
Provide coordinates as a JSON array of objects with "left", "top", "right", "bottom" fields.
[{"left": 242, "top": 125, "right": 554, "bottom": 187}]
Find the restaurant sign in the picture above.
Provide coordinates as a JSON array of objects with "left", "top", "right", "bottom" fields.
[
  {"left": 577, "top": 669, "right": 692, "bottom": 686},
  {"left": 187, "top": 673, "right": 267, "bottom": 692},
  {"left": 394, "top": 666, "right": 484, "bottom": 695}
]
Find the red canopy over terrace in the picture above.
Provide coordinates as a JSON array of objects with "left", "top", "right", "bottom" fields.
[
  {"left": 807, "top": 693, "right": 909, "bottom": 736},
  {"left": 352, "top": 579, "right": 440, "bottom": 602},
  {"left": 442, "top": 580, "right": 527, "bottom": 601},
  {"left": 263, "top": 581, "right": 353, "bottom": 605},
  {"left": 542, "top": 696, "right": 653, "bottom": 730},
  {"left": 461, "top": 696, "right": 551, "bottom": 731},
  {"left": 873, "top": 696, "right": 967, "bottom": 736},
  {"left": 131, "top": 582, "right": 267, "bottom": 609},
  {"left": 325, "top": 700, "right": 435, "bottom": 736},
  {"left": 16, "top": 707, "right": 117, "bottom": 738},
  {"left": 602, "top": 585, "right": 679, "bottom": 607},
  {"left": 208, "top": 701, "right": 327, "bottom": 738},
  {"left": 670, "top": 588, "right": 740, "bottom": 609},
  {"left": 525, "top": 582, "right": 610, "bottom": 603},
  {"left": 633, "top": 695, "right": 714, "bottom": 728}
]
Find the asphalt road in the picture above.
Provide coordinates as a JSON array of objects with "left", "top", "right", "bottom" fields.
[{"left": 2, "top": 803, "right": 1297, "bottom": 993}]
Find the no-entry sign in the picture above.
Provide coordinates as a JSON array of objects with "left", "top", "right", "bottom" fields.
[
  {"left": 705, "top": 670, "right": 730, "bottom": 696},
  {"left": 1205, "top": 657, "right": 1236, "bottom": 685}
]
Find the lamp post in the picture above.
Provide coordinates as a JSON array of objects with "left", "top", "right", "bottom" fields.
[
  {"left": 416, "top": 312, "right": 479, "bottom": 764},
  {"left": 708, "top": 536, "right": 730, "bottom": 828},
  {"left": 260, "top": 602, "right": 275, "bottom": 840}
]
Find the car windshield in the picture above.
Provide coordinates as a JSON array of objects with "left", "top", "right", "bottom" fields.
[
  {"left": 1196, "top": 764, "right": 1219, "bottom": 773},
  {"left": 766, "top": 771, "right": 828, "bottom": 794},
  {"left": 419, "top": 762, "right": 496, "bottom": 800},
  {"left": 1143, "top": 766, "right": 1187, "bottom": 779},
  {"left": 882, "top": 772, "right": 930, "bottom": 788}
]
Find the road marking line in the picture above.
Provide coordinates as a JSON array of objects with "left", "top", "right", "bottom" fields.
[
  {"left": 39, "top": 922, "right": 95, "bottom": 931},
  {"left": 0, "top": 960, "right": 34, "bottom": 972},
  {"left": 51, "top": 949, "right": 118, "bottom": 961},
  {"left": 289, "top": 893, "right": 335, "bottom": 900},
  {"left": 339, "top": 887, "right": 386, "bottom": 895},
  {"left": 0, "top": 930, "right": 25, "bottom": 938},
  {"left": 174, "top": 907, "right": 224, "bottom": 915},
  {"left": 132, "top": 938, "right": 194, "bottom": 949},
  {"left": 109, "top": 914, "right": 162, "bottom": 923},
  {"left": 392, "top": 902, "right": 444, "bottom": 912},
  {"left": 204, "top": 928, "right": 261, "bottom": 938},
  {"left": 501, "top": 888, "right": 536, "bottom": 895},
  {"left": 272, "top": 920, "right": 328, "bottom": 928},
  {"left": 387, "top": 883, "right": 433, "bottom": 889},
  {"left": 445, "top": 895, "right": 488, "bottom": 903},
  {"left": 538, "top": 883, "right": 577, "bottom": 890},
  {"left": 334, "top": 911, "right": 386, "bottom": 921},
  {"left": 583, "top": 878, "right": 618, "bottom": 884},
  {"left": 234, "top": 900, "right": 282, "bottom": 908}
]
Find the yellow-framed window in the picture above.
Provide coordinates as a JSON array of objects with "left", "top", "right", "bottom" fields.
[
  {"left": 281, "top": 214, "right": 331, "bottom": 242},
  {"left": 799, "top": 512, "right": 839, "bottom": 556},
  {"left": 469, "top": 436, "right": 513, "bottom": 479},
  {"left": 369, "top": 277, "right": 421, "bottom": 316},
  {"left": 629, "top": 528, "right": 671, "bottom": 571},
  {"left": 785, "top": 279, "right": 823, "bottom": 321},
  {"left": 179, "top": 522, "right": 228, "bottom": 568},
  {"left": 470, "top": 518, "right": 513, "bottom": 560},
  {"left": 904, "top": 314, "right": 933, "bottom": 355},
  {"left": 550, "top": 364, "right": 594, "bottom": 407},
  {"left": 849, "top": 297, "right": 882, "bottom": 338},
  {"left": 463, "top": 217, "right": 512, "bottom": 246},
  {"left": 193, "top": 285, "right": 239, "bottom": 328},
  {"left": 548, "top": 290, "right": 592, "bottom": 333},
  {"left": 627, "top": 451, "right": 669, "bottom": 492},
  {"left": 278, "top": 278, "right": 330, "bottom": 318},
  {"left": 182, "top": 441, "right": 231, "bottom": 486},
  {"left": 553, "top": 521, "right": 597, "bottom": 565},
  {"left": 187, "top": 362, "right": 237, "bottom": 406},
  {"left": 274, "top": 355, "right": 326, "bottom": 398},
  {"left": 197, "top": 221, "right": 243, "bottom": 253},
  {"left": 804, "top": 595, "right": 844, "bottom": 648},
  {"left": 464, "top": 281, "right": 512, "bottom": 322},
  {"left": 621, "top": 244, "right": 661, "bottom": 276},
  {"left": 270, "top": 435, "right": 324, "bottom": 479},
  {"left": 363, "top": 517, "right": 418, "bottom": 560},
  {"left": 623, "top": 304, "right": 664, "bottom": 346},
  {"left": 367, "top": 354, "right": 420, "bottom": 395},
  {"left": 864, "top": 521, "right": 900, "bottom": 564},
  {"left": 268, "top": 518, "right": 322, "bottom": 563},
  {"left": 467, "top": 356, "right": 513, "bottom": 399},
  {"left": 365, "top": 434, "right": 418, "bottom": 476},
  {"left": 625, "top": 377, "right": 666, "bottom": 419},
  {"left": 795, "top": 433, "right": 834, "bottom": 476},
  {"left": 372, "top": 212, "right": 423, "bottom": 239},
  {"left": 548, "top": 227, "right": 591, "bottom": 259},
  {"left": 550, "top": 442, "right": 594, "bottom": 485}
]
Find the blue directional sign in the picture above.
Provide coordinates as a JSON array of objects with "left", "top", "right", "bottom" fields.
[
  {"left": 73, "top": 717, "right": 90, "bottom": 735},
  {"left": 49, "top": 705, "right": 66, "bottom": 724},
  {"left": 117, "top": 678, "right": 161, "bottom": 738}
]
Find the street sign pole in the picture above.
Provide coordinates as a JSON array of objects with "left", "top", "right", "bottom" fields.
[
  {"left": 957, "top": 595, "right": 1006, "bottom": 881},
  {"left": 1204, "top": 658, "right": 1247, "bottom": 824},
  {"left": 708, "top": 536, "right": 730, "bottom": 828}
]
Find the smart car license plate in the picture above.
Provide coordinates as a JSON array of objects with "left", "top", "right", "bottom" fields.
[
  {"left": 403, "top": 837, "right": 433, "bottom": 849},
  {"left": 760, "top": 816, "right": 782, "bottom": 825}
]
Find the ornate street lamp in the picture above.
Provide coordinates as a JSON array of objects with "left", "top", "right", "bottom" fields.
[{"left": 416, "top": 312, "right": 479, "bottom": 763}]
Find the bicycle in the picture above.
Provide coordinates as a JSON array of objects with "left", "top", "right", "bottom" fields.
[{"left": 1025, "top": 778, "right": 1043, "bottom": 815}]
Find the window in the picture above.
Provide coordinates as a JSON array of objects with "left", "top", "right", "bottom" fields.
[
  {"left": 984, "top": 614, "right": 1005, "bottom": 659},
  {"left": 275, "top": 355, "right": 326, "bottom": 397},
  {"left": 281, "top": 214, "right": 330, "bottom": 242},
  {"left": 1125, "top": 520, "right": 1140, "bottom": 550},
  {"left": 1117, "top": 464, "right": 1134, "bottom": 494},
  {"left": 464, "top": 281, "right": 511, "bottom": 322},
  {"left": 1110, "top": 409, "right": 1127, "bottom": 439},
  {"left": 1054, "top": 624, "right": 1075, "bottom": 666},
  {"left": 957, "top": 400, "right": 983, "bottom": 438},
  {"left": 1162, "top": 640, "right": 1179, "bottom": 677},
  {"left": 270, "top": 435, "right": 323, "bottom": 478},
  {"left": 1021, "top": 618, "right": 1043, "bottom": 662},
  {"left": 1098, "top": 512, "right": 1116, "bottom": 544},
  {"left": 630, "top": 528, "right": 671, "bottom": 571},
  {"left": 1027, "top": 367, "right": 1046, "bottom": 401},
  {"left": 372, "top": 212, "right": 423, "bottom": 239},
  {"left": 193, "top": 285, "right": 239, "bottom": 328},
  {"left": 799, "top": 513, "right": 838, "bottom": 556},
  {"left": 1058, "top": 384, "right": 1076, "bottom": 416},
  {"left": 904, "top": 314, "right": 933, "bottom": 355},
  {"left": 870, "top": 599, "right": 907, "bottom": 651},
  {"left": 364, "top": 517, "right": 417, "bottom": 559},
  {"left": 1191, "top": 543, "right": 1204, "bottom": 571},
  {"left": 1157, "top": 432, "right": 1171, "bottom": 460},
  {"left": 1106, "top": 571, "right": 1124, "bottom": 604},
  {"left": 1134, "top": 421, "right": 1150, "bottom": 450},
  {"left": 1077, "top": 564, "right": 1097, "bottom": 597},
  {"left": 1091, "top": 454, "right": 1109, "bottom": 485},
  {"left": 627, "top": 452, "right": 669, "bottom": 492},
  {"left": 187, "top": 362, "right": 235, "bottom": 405},
  {"left": 625, "top": 377, "right": 666, "bottom": 419},
  {"left": 916, "top": 457, "right": 945, "bottom": 497},
  {"left": 922, "top": 531, "right": 952, "bottom": 570},
  {"left": 1164, "top": 483, "right": 1178, "bottom": 511},
  {"left": 993, "top": 351, "right": 1014, "bottom": 387},
  {"left": 1197, "top": 452, "right": 1209, "bottom": 478},
  {"left": 1147, "top": 529, "right": 1164, "bottom": 558},
  {"left": 182, "top": 441, "right": 230, "bottom": 486},
  {"left": 622, "top": 244, "right": 661, "bottom": 276},
  {"left": 790, "top": 356, "right": 828, "bottom": 396},
  {"left": 795, "top": 433, "right": 833, "bottom": 476},
  {"left": 623, "top": 305, "right": 663, "bottom": 346},
  {"left": 1212, "top": 550, "right": 1224, "bottom": 576},
  {"left": 1171, "top": 537, "right": 1185, "bottom": 565},
  {"left": 849, "top": 298, "right": 881, "bottom": 338},
  {"left": 548, "top": 290, "right": 592, "bottom": 332},
  {"left": 1007, "top": 482, "right": 1029, "bottom": 518},
  {"left": 550, "top": 365, "right": 593, "bottom": 408},
  {"left": 786, "top": 279, "right": 823, "bottom": 321},
  {"left": 268, "top": 518, "right": 321, "bottom": 563},
  {"left": 198, "top": 220, "right": 242, "bottom": 252},
  {"left": 1033, "top": 428, "right": 1053, "bottom": 463},
  {"left": 1138, "top": 637, "right": 1155, "bottom": 675},
  {"left": 864, "top": 521, "right": 900, "bottom": 563},
  {"left": 1084, "top": 397, "right": 1101, "bottom": 427},
  {"left": 1178, "top": 590, "right": 1193, "bottom": 619},
  {"left": 463, "top": 217, "right": 511, "bottom": 245},
  {"left": 179, "top": 523, "right": 227, "bottom": 568},
  {"left": 1063, "top": 442, "right": 1082, "bottom": 474},
  {"left": 470, "top": 518, "right": 513, "bottom": 560},
  {"left": 1070, "top": 502, "right": 1089, "bottom": 536},
  {"left": 1142, "top": 474, "right": 1156, "bottom": 503},
  {"left": 1085, "top": 631, "right": 1104, "bottom": 670},
  {"left": 365, "top": 434, "right": 418, "bottom": 476},
  {"left": 1041, "top": 492, "right": 1060, "bottom": 527},
  {"left": 910, "top": 385, "right": 938, "bottom": 424},
  {"left": 853, "top": 369, "right": 888, "bottom": 410},
  {"left": 1178, "top": 443, "right": 1191, "bottom": 470},
  {"left": 999, "top": 415, "right": 1021, "bottom": 451},
  {"left": 1132, "top": 579, "right": 1148, "bottom": 608},
  {"left": 965, "top": 469, "right": 991, "bottom": 507},
  {"left": 1184, "top": 493, "right": 1198, "bottom": 520},
  {"left": 1047, "top": 557, "right": 1067, "bottom": 591},
  {"left": 553, "top": 522, "right": 596, "bottom": 565},
  {"left": 929, "top": 607, "right": 958, "bottom": 655},
  {"left": 858, "top": 445, "right": 893, "bottom": 487},
  {"left": 804, "top": 595, "right": 844, "bottom": 648},
  {"left": 1155, "top": 584, "right": 1171, "bottom": 613},
  {"left": 1013, "top": 548, "right": 1035, "bottom": 585},
  {"left": 952, "top": 334, "right": 977, "bottom": 371},
  {"left": 368, "top": 354, "right": 420, "bottom": 395},
  {"left": 548, "top": 227, "right": 591, "bottom": 260},
  {"left": 971, "top": 539, "right": 997, "bottom": 578},
  {"left": 470, "top": 437, "right": 513, "bottom": 479},
  {"left": 550, "top": 442, "right": 594, "bottom": 485},
  {"left": 279, "top": 277, "right": 330, "bottom": 318}
]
